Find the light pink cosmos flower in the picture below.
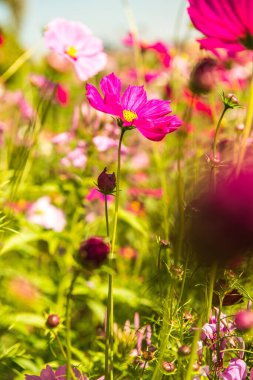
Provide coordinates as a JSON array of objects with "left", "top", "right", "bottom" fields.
[
  {"left": 188, "top": 0, "right": 253, "bottom": 55},
  {"left": 44, "top": 18, "right": 107, "bottom": 81},
  {"left": 86, "top": 73, "right": 181, "bottom": 141},
  {"left": 27, "top": 196, "right": 66, "bottom": 232},
  {"left": 219, "top": 359, "right": 247, "bottom": 380}
]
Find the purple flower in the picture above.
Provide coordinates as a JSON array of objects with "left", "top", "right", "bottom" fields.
[
  {"left": 219, "top": 359, "right": 247, "bottom": 380},
  {"left": 25, "top": 364, "right": 87, "bottom": 380}
]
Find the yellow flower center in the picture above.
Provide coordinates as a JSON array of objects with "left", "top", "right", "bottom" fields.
[
  {"left": 123, "top": 109, "right": 138, "bottom": 123},
  {"left": 66, "top": 45, "right": 77, "bottom": 59}
]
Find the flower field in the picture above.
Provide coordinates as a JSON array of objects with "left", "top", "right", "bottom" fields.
[{"left": 0, "top": 0, "right": 253, "bottom": 379}]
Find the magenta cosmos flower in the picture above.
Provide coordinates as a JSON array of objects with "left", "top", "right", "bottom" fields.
[
  {"left": 44, "top": 18, "right": 107, "bottom": 81},
  {"left": 86, "top": 73, "right": 181, "bottom": 141},
  {"left": 188, "top": 0, "right": 253, "bottom": 55}
]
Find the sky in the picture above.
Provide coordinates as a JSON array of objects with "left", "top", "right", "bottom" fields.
[{"left": 0, "top": 0, "right": 191, "bottom": 50}]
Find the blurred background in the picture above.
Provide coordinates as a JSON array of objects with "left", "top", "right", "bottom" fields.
[{"left": 0, "top": 0, "right": 191, "bottom": 50}]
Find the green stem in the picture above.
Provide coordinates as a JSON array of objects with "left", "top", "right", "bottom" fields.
[
  {"left": 105, "top": 194, "right": 110, "bottom": 237},
  {"left": 158, "top": 246, "right": 162, "bottom": 271},
  {"left": 185, "top": 317, "right": 203, "bottom": 380},
  {"left": 0, "top": 44, "right": 38, "bottom": 83},
  {"left": 151, "top": 304, "right": 173, "bottom": 380},
  {"left": 66, "top": 271, "right": 79, "bottom": 380},
  {"left": 140, "top": 360, "right": 148, "bottom": 379},
  {"left": 54, "top": 333, "right": 67, "bottom": 359},
  {"left": 177, "top": 251, "right": 189, "bottom": 307},
  {"left": 213, "top": 107, "right": 227, "bottom": 160},
  {"left": 206, "top": 263, "right": 217, "bottom": 322},
  {"left": 216, "top": 296, "right": 223, "bottom": 369},
  {"left": 237, "top": 69, "right": 253, "bottom": 174},
  {"left": 105, "top": 128, "right": 126, "bottom": 380}
]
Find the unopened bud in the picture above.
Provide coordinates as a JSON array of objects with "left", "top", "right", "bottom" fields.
[
  {"left": 222, "top": 92, "right": 240, "bottom": 109},
  {"left": 189, "top": 58, "right": 217, "bottom": 95},
  {"left": 170, "top": 265, "right": 184, "bottom": 280},
  {"left": 97, "top": 167, "right": 116, "bottom": 195},
  {"left": 46, "top": 314, "right": 60, "bottom": 328},
  {"left": 159, "top": 239, "right": 170, "bottom": 249},
  {"left": 162, "top": 361, "right": 175, "bottom": 373},
  {"left": 178, "top": 345, "right": 191, "bottom": 356}
]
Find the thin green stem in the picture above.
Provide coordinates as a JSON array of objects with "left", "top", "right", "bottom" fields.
[
  {"left": 105, "top": 128, "right": 126, "bottom": 380},
  {"left": 151, "top": 304, "right": 173, "bottom": 380},
  {"left": 216, "top": 297, "right": 223, "bottom": 368},
  {"left": 177, "top": 251, "right": 189, "bottom": 308},
  {"left": 140, "top": 360, "right": 147, "bottom": 379},
  {"left": 66, "top": 271, "right": 79, "bottom": 380},
  {"left": 54, "top": 333, "right": 67, "bottom": 359},
  {"left": 158, "top": 246, "right": 162, "bottom": 271},
  {"left": 206, "top": 263, "right": 217, "bottom": 322},
  {"left": 0, "top": 44, "right": 38, "bottom": 83},
  {"left": 213, "top": 107, "right": 227, "bottom": 160},
  {"left": 105, "top": 195, "right": 110, "bottom": 237},
  {"left": 185, "top": 317, "right": 203, "bottom": 380}
]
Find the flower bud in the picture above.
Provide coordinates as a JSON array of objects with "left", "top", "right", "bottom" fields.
[
  {"left": 142, "top": 350, "right": 154, "bottom": 361},
  {"left": 178, "top": 345, "right": 191, "bottom": 356},
  {"left": 79, "top": 237, "right": 110, "bottom": 267},
  {"left": 234, "top": 310, "right": 253, "bottom": 331},
  {"left": 46, "top": 314, "right": 60, "bottom": 328},
  {"left": 222, "top": 92, "right": 240, "bottom": 109},
  {"left": 162, "top": 361, "right": 175, "bottom": 373},
  {"left": 97, "top": 167, "right": 116, "bottom": 195},
  {"left": 159, "top": 238, "right": 170, "bottom": 249},
  {"left": 189, "top": 58, "right": 217, "bottom": 95}
]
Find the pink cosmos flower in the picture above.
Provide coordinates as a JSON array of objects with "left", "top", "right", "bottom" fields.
[
  {"left": 122, "top": 32, "right": 171, "bottom": 68},
  {"left": 86, "top": 73, "right": 181, "bottom": 141},
  {"left": 27, "top": 196, "right": 66, "bottom": 232},
  {"left": 44, "top": 18, "right": 107, "bottom": 81},
  {"left": 187, "top": 0, "right": 253, "bottom": 55}
]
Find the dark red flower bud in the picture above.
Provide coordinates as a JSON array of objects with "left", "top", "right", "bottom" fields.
[
  {"left": 162, "top": 361, "right": 175, "bottom": 373},
  {"left": 79, "top": 237, "right": 110, "bottom": 267},
  {"left": 189, "top": 58, "right": 218, "bottom": 95},
  {"left": 97, "top": 167, "right": 116, "bottom": 195},
  {"left": 46, "top": 314, "right": 60, "bottom": 328},
  {"left": 234, "top": 310, "right": 253, "bottom": 331}
]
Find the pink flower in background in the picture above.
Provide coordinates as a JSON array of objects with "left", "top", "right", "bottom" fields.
[
  {"left": 61, "top": 143, "right": 87, "bottom": 169},
  {"left": 188, "top": 0, "right": 253, "bottom": 55},
  {"left": 25, "top": 364, "right": 87, "bottom": 380},
  {"left": 86, "top": 188, "right": 113, "bottom": 203},
  {"left": 86, "top": 73, "right": 181, "bottom": 141},
  {"left": 122, "top": 32, "right": 171, "bottom": 68},
  {"left": 30, "top": 74, "right": 69, "bottom": 106},
  {"left": 219, "top": 359, "right": 247, "bottom": 380},
  {"left": 44, "top": 18, "right": 107, "bottom": 81},
  {"left": 27, "top": 196, "right": 66, "bottom": 232}
]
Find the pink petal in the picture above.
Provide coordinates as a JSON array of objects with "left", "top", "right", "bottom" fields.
[{"left": 121, "top": 85, "right": 147, "bottom": 112}]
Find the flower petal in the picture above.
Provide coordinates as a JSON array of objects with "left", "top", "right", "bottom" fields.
[
  {"left": 121, "top": 85, "right": 147, "bottom": 112},
  {"left": 86, "top": 83, "right": 107, "bottom": 112},
  {"left": 139, "top": 99, "right": 171, "bottom": 119}
]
